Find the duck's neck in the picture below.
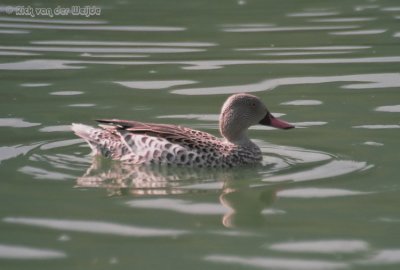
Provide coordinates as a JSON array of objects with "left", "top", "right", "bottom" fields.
[
  {"left": 229, "top": 133, "right": 256, "bottom": 148},
  {"left": 219, "top": 111, "right": 257, "bottom": 148},
  {"left": 220, "top": 126, "right": 257, "bottom": 148}
]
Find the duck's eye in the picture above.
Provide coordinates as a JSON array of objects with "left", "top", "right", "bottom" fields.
[{"left": 251, "top": 102, "right": 256, "bottom": 107}]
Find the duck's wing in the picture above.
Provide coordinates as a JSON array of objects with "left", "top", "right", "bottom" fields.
[{"left": 96, "top": 119, "right": 221, "bottom": 148}]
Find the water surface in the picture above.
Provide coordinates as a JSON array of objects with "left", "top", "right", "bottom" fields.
[{"left": 1, "top": 0, "right": 400, "bottom": 269}]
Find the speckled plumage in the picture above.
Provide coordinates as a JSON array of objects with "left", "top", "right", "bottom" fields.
[{"left": 72, "top": 93, "right": 294, "bottom": 168}]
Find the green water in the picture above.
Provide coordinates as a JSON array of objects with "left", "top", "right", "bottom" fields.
[{"left": 1, "top": 0, "right": 400, "bottom": 269}]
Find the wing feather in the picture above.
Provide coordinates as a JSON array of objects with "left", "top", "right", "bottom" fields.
[{"left": 96, "top": 119, "right": 221, "bottom": 148}]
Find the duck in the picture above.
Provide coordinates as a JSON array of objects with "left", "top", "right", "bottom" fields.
[{"left": 71, "top": 93, "right": 294, "bottom": 168}]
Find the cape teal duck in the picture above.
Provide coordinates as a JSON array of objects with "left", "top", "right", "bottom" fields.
[{"left": 72, "top": 93, "right": 294, "bottom": 168}]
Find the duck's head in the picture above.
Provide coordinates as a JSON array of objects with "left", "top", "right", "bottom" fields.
[{"left": 219, "top": 93, "right": 294, "bottom": 144}]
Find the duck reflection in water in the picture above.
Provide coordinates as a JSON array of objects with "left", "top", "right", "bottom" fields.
[
  {"left": 220, "top": 179, "right": 278, "bottom": 228},
  {"left": 76, "top": 159, "right": 280, "bottom": 228}
]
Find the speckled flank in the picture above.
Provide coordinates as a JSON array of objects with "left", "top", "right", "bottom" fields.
[
  {"left": 122, "top": 130, "right": 262, "bottom": 168},
  {"left": 72, "top": 122, "right": 262, "bottom": 168}
]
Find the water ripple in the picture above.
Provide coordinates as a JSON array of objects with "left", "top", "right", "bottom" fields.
[
  {"left": 0, "top": 118, "right": 40, "bottom": 128},
  {"left": 14, "top": 117, "right": 369, "bottom": 199},
  {"left": 115, "top": 80, "right": 197, "bottom": 89},
  {"left": 3, "top": 217, "right": 187, "bottom": 237},
  {"left": 359, "top": 250, "right": 400, "bottom": 265},
  {"left": 172, "top": 57, "right": 400, "bottom": 70},
  {"left": 223, "top": 25, "right": 359, "bottom": 32},
  {"left": 81, "top": 53, "right": 148, "bottom": 58},
  {"left": 39, "top": 139, "right": 84, "bottom": 150},
  {"left": 281, "top": 100, "right": 323, "bottom": 106},
  {"left": 269, "top": 239, "right": 369, "bottom": 253},
  {"left": 205, "top": 255, "right": 348, "bottom": 270},
  {"left": 68, "top": 103, "right": 95, "bottom": 107},
  {"left": 39, "top": 125, "right": 74, "bottom": 132},
  {"left": 375, "top": 105, "right": 400, "bottom": 112},
  {"left": 292, "top": 122, "right": 328, "bottom": 128},
  {"left": 0, "top": 45, "right": 204, "bottom": 53},
  {"left": 264, "top": 160, "right": 370, "bottom": 182},
  {"left": 173, "top": 73, "right": 400, "bottom": 95},
  {"left": 0, "top": 59, "right": 84, "bottom": 70},
  {"left": 0, "top": 29, "right": 29, "bottom": 34},
  {"left": 126, "top": 198, "right": 227, "bottom": 215},
  {"left": 363, "top": 141, "right": 384, "bottom": 146},
  {"left": 236, "top": 46, "right": 370, "bottom": 51},
  {"left": 32, "top": 40, "right": 216, "bottom": 47},
  {"left": 310, "top": 17, "right": 376, "bottom": 22},
  {"left": 353, "top": 124, "right": 400, "bottom": 129},
  {"left": 0, "top": 143, "right": 40, "bottom": 164},
  {"left": 354, "top": 5, "right": 379, "bottom": 11},
  {"left": 330, "top": 29, "right": 386, "bottom": 35},
  {"left": 71, "top": 140, "right": 361, "bottom": 196},
  {"left": 261, "top": 51, "right": 353, "bottom": 56},
  {"left": 21, "top": 83, "right": 51, "bottom": 87},
  {"left": 50, "top": 91, "right": 83, "bottom": 95},
  {"left": 5, "top": 58, "right": 400, "bottom": 71},
  {"left": 0, "top": 244, "right": 66, "bottom": 259},
  {"left": 18, "top": 166, "right": 75, "bottom": 180},
  {"left": 287, "top": 12, "right": 339, "bottom": 17},
  {"left": 277, "top": 188, "right": 369, "bottom": 198}
]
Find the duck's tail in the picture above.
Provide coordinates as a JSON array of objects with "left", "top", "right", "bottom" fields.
[
  {"left": 71, "top": 123, "right": 127, "bottom": 159},
  {"left": 71, "top": 123, "right": 101, "bottom": 155}
]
